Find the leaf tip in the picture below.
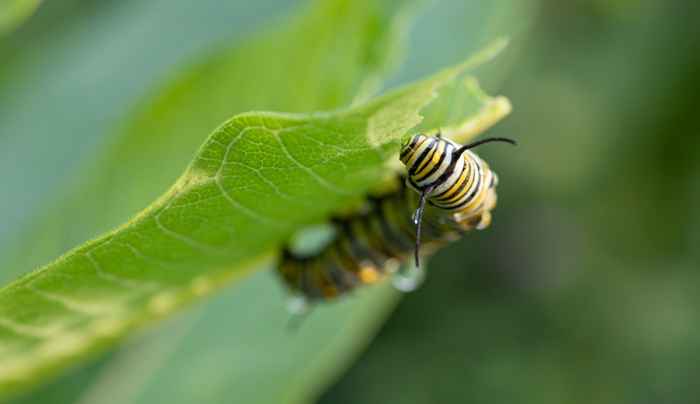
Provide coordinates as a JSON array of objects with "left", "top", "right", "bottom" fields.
[{"left": 444, "top": 94, "right": 513, "bottom": 144}]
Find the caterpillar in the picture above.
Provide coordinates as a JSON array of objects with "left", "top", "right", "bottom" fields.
[{"left": 277, "top": 133, "right": 515, "bottom": 303}]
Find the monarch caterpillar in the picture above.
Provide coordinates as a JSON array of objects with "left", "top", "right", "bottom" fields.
[{"left": 277, "top": 132, "right": 515, "bottom": 304}]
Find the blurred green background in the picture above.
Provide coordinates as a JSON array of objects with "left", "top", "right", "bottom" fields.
[{"left": 2, "top": 0, "right": 700, "bottom": 403}]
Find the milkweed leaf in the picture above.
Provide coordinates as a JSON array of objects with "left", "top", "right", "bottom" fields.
[{"left": 0, "top": 0, "right": 511, "bottom": 399}]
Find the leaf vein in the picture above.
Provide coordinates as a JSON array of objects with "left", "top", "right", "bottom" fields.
[
  {"left": 0, "top": 318, "right": 53, "bottom": 339},
  {"left": 273, "top": 131, "right": 351, "bottom": 195},
  {"left": 153, "top": 211, "right": 227, "bottom": 255}
]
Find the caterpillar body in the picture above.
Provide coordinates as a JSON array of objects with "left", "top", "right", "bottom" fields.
[{"left": 277, "top": 133, "right": 514, "bottom": 303}]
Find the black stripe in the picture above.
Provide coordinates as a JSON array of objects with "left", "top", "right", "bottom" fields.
[
  {"left": 371, "top": 198, "right": 411, "bottom": 256},
  {"left": 408, "top": 138, "right": 435, "bottom": 176},
  {"left": 434, "top": 168, "right": 469, "bottom": 200},
  {"left": 450, "top": 162, "right": 483, "bottom": 210},
  {"left": 279, "top": 258, "right": 300, "bottom": 290},
  {"left": 466, "top": 161, "right": 484, "bottom": 202},
  {"left": 359, "top": 208, "right": 397, "bottom": 260},
  {"left": 439, "top": 158, "right": 478, "bottom": 205},
  {"left": 424, "top": 143, "right": 463, "bottom": 192},
  {"left": 333, "top": 234, "right": 359, "bottom": 271},
  {"left": 349, "top": 217, "right": 386, "bottom": 267},
  {"left": 335, "top": 219, "right": 379, "bottom": 275},
  {"left": 400, "top": 136, "right": 421, "bottom": 160},
  {"left": 300, "top": 263, "right": 323, "bottom": 300},
  {"left": 328, "top": 244, "right": 359, "bottom": 290},
  {"left": 415, "top": 144, "right": 438, "bottom": 176},
  {"left": 415, "top": 142, "right": 449, "bottom": 182},
  {"left": 378, "top": 197, "right": 414, "bottom": 251},
  {"left": 408, "top": 176, "right": 423, "bottom": 192}
]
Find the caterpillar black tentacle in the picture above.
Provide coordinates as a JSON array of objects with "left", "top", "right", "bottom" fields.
[{"left": 277, "top": 133, "right": 515, "bottom": 303}]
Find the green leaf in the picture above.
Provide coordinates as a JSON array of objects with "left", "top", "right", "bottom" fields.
[
  {"left": 0, "top": 0, "right": 40, "bottom": 36},
  {"left": 0, "top": 38, "right": 509, "bottom": 399},
  {"left": 2, "top": 0, "right": 419, "bottom": 399},
  {"left": 0, "top": 0, "right": 415, "bottom": 286}
]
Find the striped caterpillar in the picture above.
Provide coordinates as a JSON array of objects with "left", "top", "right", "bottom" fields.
[{"left": 277, "top": 133, "right": 515, "bottom": 303}]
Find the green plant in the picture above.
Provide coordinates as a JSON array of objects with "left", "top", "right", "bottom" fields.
[{"left": 0, "top": 0, "right": 511, "bottom": 402}]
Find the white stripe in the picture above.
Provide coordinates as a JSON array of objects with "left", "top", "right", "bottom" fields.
[
  {"left": 408, "top": 137, "right": 435, "bottom": 170},
  {"left": 419, "top": 142, "right": 454, "bottom": 187}
]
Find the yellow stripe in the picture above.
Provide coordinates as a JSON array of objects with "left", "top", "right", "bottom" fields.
[
  {"left": 442, "top": 181, "right": 472, "bottom": 205},
  {"left": 437, "top": 160, "right": 475, "bottom": 205},
  {"left": 457, "top": 174, "right": 490, "bottom": 213},
  {"left": 435, "top": 168, "right": 469, "bottom": 201},
  {"left": 414, "top": 141, "right": 445, "bottom": 180},
  {"left": 413, "top": 142, "right": 438, "bottom": 176},
  {"left": 457, "top": 159, "right": 478, "bottom": 198},
  {"left": 405, "top": 137, "right": 428, "bottom": 167},
  {"left": 463, "top": 182, "right": 489, "bottom": 209},
  {"left": 400, "top": 136, "right": 421, "bottom": 161}
]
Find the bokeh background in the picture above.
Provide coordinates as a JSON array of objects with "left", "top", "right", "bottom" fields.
[{"left": 2, "top": 0, "right": 699, "bottom": 403}]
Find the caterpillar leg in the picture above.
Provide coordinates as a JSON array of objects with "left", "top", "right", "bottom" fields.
[
  {"left": 392, "top": 263, "right": 426, "bottom": 292},
  {"left": 286, "top": 294, "right": 310, "bottom": 315},
  {"left": 286, "top": 295, "right": 313, "bottom": 331},
  {"left": 476, "top": 211, "right": 492, "bottom": 230}
]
